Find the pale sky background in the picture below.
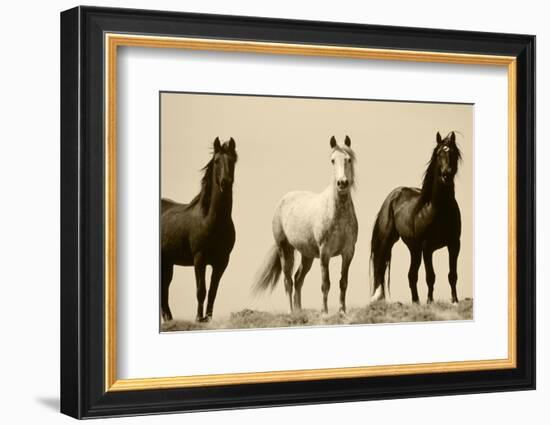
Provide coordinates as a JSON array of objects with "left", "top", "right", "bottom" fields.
[{"left": 161, "top": 92, "right": 473, "bottom": 321}]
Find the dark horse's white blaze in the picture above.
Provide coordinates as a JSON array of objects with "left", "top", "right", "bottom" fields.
[
  {"left": 161, "top": 137, "right": 237, "bottom": 322},
  {"left": 370, "top": 131, "right": 462, "bottom": 304},
  {"left": 253, "top": 136, "right": 358, "bottom": 314}
]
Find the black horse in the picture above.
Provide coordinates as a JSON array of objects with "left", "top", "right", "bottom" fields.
[
  {"left": 370, "top": 131, "right": 462, "bottom": 304},
  {"left": 161, "top": 137, "right": 237, "bottom": 322}
]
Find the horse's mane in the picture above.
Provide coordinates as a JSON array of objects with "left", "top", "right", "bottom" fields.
[
  {"left": 185, "top": 158, "right": 214, "bottom": 215},
  {"left": 420, "top": 132, "right": 462, "bottom": 203},
  {"left": 332, "top": 144, "right": 357, "bottom": 189},
  {"left": 186, "top": 145, "right": 238, "bottom": 216}
]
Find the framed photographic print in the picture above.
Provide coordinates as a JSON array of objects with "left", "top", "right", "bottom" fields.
[{"left": 60, "top": 6, "right": 535, "bottom": 419}]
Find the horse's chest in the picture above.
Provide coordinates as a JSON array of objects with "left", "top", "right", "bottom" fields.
[
  {"left": 413, "top": 207, "right": 460, "bottom": 246},
  {"left": 191, "top": 220, "right": 235, "bottom": 258},
  {"left": 317, "top": 213, "right": 356, "bottom": 255},
  {"left": 427, "top": 216, "right": 456, "bottom": 242}
]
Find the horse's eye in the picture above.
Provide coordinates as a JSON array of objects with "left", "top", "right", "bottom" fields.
[{"left": 331, "top": 159, "right": 335, "bottom": 164}]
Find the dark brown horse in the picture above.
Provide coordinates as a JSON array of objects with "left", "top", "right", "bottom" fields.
[
  {"left": 161, "top": 137, "right": 237, "bottom": 322},
  {"left": 370, "top": 131, "right": 462, "bottom": 304}
]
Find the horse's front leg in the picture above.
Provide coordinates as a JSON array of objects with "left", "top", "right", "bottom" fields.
[
  {"left": 205, "top": 258, "right": 228, "bottom": 322},
  {"left": 193, "top": 254, "right": 207, "bottom": 322},
  {"left": 448, "top": 241, "right": 460, "bottom": 304},
  {"left": 320, "top": 252, "right": 331, "bottom": 314},
  {"left": 339, "top": 250, "right": 354, "bottom": 314}
]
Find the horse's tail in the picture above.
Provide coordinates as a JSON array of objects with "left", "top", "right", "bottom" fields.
[
  {"left": 370, "top": 192, "right": 398, "bottom": 299},
  {"left": 252, "top": 245, "right": 282, "bottom": 294}
]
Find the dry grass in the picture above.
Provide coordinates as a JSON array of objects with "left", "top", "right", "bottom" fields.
[{"left": 161, "top": 298, "right": 473, "bottom": 332}]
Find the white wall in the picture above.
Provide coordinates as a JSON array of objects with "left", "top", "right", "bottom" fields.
[{"left": 0, "top": 0, "right": 545, "bottom": 423}]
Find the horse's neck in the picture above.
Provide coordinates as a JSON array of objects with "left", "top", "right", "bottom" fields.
[
  {"left": 323, "top": 184, "right": 354, "bottom": 219},
  {"left": 428, "top": 181, "right": 455, "bottom": 209},
  {"left": 205, "top": 186, "right": 233, "bottom": 223}
]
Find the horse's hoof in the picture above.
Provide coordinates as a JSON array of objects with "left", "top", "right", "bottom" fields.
[
  {"left": 338, "top": 309, "right": 347, "bottom": 318},
  {"left": 427, "top": 299, "right": 434, "bottom": 305},
  {"left": 203, "top": 315, "right": 212, "bottom": 323},
  {"left": 371, "top": 286, "right": 386, "bottom": 303}
]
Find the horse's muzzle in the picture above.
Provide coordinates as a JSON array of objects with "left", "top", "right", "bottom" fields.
[
  {"left": 337, "top": 179, "right": 349, "bottom": 190},
  {"left": 440, "top": 174, "right": 453, "bottom": 185},
  {"left": 220, "top": 178, "right": 233, "bottom": 192}
]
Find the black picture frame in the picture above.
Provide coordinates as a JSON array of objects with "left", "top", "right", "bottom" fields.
[{"left": 60, "top": 5, "right": 535, "bottom": 419}]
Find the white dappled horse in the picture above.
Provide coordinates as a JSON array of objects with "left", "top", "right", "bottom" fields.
[{"left": 253, "top": 136, "right": 358, "bottom": 314}]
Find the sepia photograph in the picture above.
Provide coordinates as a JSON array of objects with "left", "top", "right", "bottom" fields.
[
  {"left": 59, "top": 6, "right": 535, "bottom": 418},
  {"left": 159, "top": 92, "right": 473, "bottom": 332}
]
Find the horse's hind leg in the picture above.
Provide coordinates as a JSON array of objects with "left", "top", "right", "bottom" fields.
[
  {"left": 278, "top": 242, "right": 295, "bottom": 313},
  {"left": 293, "top": 255, "right": 313, "bottom": 311},
  {"left": 371, "top": 198, "right": 399, "bottom": 302},
  {"left": 407, "top": 246, "right": 422, "bottom": 303},
  {"left": 371, "top": 236, "right": 398, "bottom": 302},
  {"left": 423, "top": 248, "right": 436, "bottom": 303},
  {"left": 161, "top": 262, "right": 174, "bottom": 322}
]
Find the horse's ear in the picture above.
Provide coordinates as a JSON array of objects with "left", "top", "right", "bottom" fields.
[
  {"left": 330, "top": 136, "right": 337, "bottom": 148},
  {"left": 436, "top": 132, "right": 442, "bottom": 144},
  {"left": 450, "top": 131, "right": 456, "bottom": 143},
  {"left": 228, "top": 137, "right": 236, "bottom": 151},
  {"left": 344, "top": 135, "right": 351, "bottom": 147},
  {"left": 213, "top": 137, "right": 221, "bottom": 152}
]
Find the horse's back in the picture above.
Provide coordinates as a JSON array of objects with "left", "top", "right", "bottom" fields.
[
  {"left": 161, "top": 198, "right": 181, "bottom": 214},
  {"left": 274, "top": 191, "right": 319, "bottom": 222},
  {"left": 387, "top": 186, "right": 420, "bottom": 203},
  {"left": 160, "top": 198, "right": 194, "bottom": 265},
  {"left": 273, "top": 189, "right": 357, "bottom": 258},
  {"left": 160, "top": 198, "right": 192, "bottom": 240},
  {"left": 386, "top": 186, "right": 460, "bottom": 244},
  {"left": 383, "top": 186, "right": 421, "bottom": 214}
]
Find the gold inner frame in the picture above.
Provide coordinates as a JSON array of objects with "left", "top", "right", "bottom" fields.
[{"left": 104, "top": 33, "right": 517, "bottom": 392}]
